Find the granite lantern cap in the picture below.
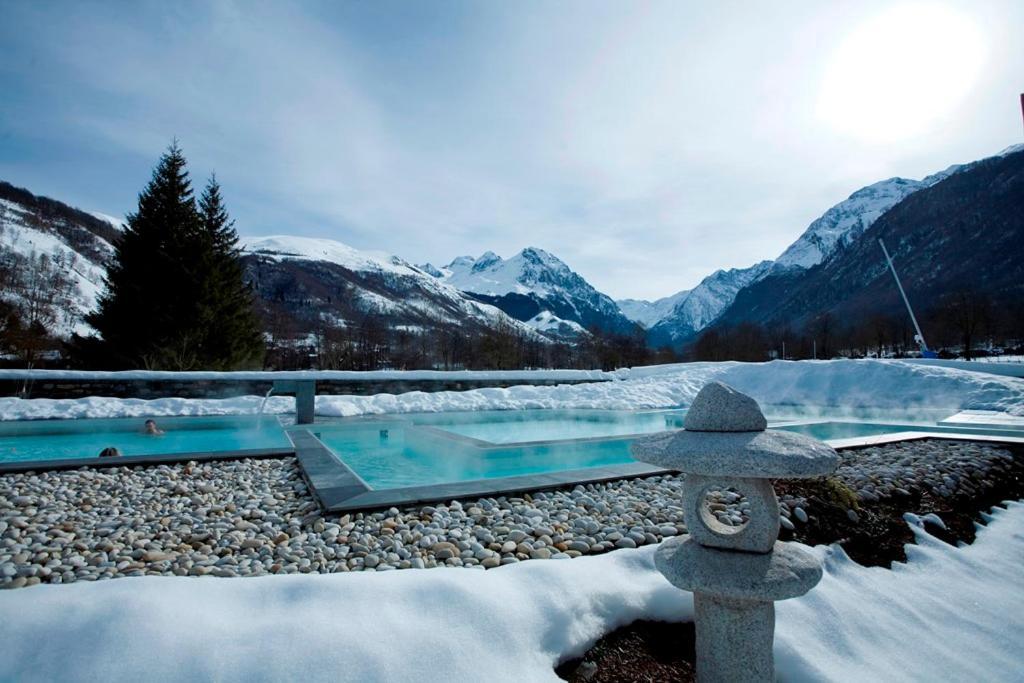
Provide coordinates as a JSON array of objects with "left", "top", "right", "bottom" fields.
[
  {"left": 631, "top": 382, "right": 840, "bottom": 479},
  {"left": 655, "top": 538, "right": 823, "bottom": 601}
]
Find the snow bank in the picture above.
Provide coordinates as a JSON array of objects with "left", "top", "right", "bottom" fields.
[
  {"left": 0, "top": 395, "right": 297, "bottom": 421},
  {"left": 775, "top": 502, "right": 1024, "bottom": 681},
  {"left": 2, "top": 503, "right": 1023, "bottom": 681},
  {"left": 1, "top": 359, "right": 1022, "bottom": 421},
  {"left": 0, "top": 539, "right": 691, "bottom": 682},
  {"left": 317, "top": 359, "right": 1024, "bottom": 417}
]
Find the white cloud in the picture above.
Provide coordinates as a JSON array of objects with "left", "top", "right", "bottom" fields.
[{"left": 2, "top": 0, "right": 1022, "bottom": 299}]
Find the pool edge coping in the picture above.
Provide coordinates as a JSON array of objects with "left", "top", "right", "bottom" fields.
[{"left": 0, "top": 446, "right": 297, "bottom": 475}]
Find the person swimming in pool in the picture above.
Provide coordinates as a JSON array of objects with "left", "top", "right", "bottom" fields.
[
  {"left": 143, "top": 419, "right": 164, "bottom": 435},
  {"left": 99, "top": 447, "right": 122, "bottom": 457}
]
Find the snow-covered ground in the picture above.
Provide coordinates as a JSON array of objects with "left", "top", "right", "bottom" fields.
[
  {"left": 1, "top": 359, "right": 1022, "bottom": 421},
  {"left": 1, "top": 501, "right": 1021, "bottom": 682},
  {"left": 0, "top": 199, "right": 112, "bottom": 336},
  {"left": 973, "top": 354, "right": 1024, "bottom": 364}
]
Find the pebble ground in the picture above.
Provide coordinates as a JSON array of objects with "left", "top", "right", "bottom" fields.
[{"left": 0, "top": 439, "right": 1016, "bottom": 589}]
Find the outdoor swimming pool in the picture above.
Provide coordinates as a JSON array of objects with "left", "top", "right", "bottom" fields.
[
  {"left": 0, "top": 416, "right": 292, "bottom": 464},
  {"left": 310, "top": 409, "right": 1024, "bottom": 491},
  {"left": 4, "top": 407, "right": 1022, "bottom": 496}
]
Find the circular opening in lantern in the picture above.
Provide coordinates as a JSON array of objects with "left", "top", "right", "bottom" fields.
[{"left": 699, "top": 486, "right": 751, "bottom": 536}]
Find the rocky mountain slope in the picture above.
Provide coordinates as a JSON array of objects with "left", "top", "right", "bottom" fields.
[
  {"left": 426, "top": 247, "right": 638, "bottom": 336},
  {"left": 644, "top": 145, "right": 1023, "bottom": 347},
  {"left": 240, "top": 236, "right": 544, "bottom": 343},
  {"left": 646, "top": 262, "right": 772, "bottom": 347},
  {"left": 0, "top": 181, "right": 120, "bottom": 335},
  {"left": 712, "top": 148, "right": 1024, "bottom": 333}
]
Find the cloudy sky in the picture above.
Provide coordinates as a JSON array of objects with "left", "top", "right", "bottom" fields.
[{"left": 2, "top": 1, "right": 1022, "bottom": 299}]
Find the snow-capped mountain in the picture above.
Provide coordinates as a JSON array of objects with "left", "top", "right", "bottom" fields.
[
  {"left": 639, "top": 179, "right": 934, "bottom": 346},
  {"left": 89, "top": 212, "right": 127, "bottom": 231},
  {"left": 5, "top": 142, "right": 1019, "bottom": 356},
  {"left": 645, "top": 145, "right": 1024, "bottom": 347},
  {"left": 241, "top": 236, "right": 545, "bottom": 342},
  {"left": 773, "top": 178, "right": 933, "bottom": 270},
  {"left": 0, "top": 180, "right": 550, "bottom": 349},
  {"left": 428, "top": 247, "right": 638, "bottom": 336},
  {"left": 713, "top": 147, "right": 1024, "bottom": 332},
  {"left": 646, "top": 262, "right": 771, "bottom": 347},
  {"left": 646, "top": 170, "right": 952, "bottom": 345},
  {"left": 772, "top": 145, "right": 1023, "bottom": 274},
  {"left": 0, "top": 181, "right": 119, "bottom": 336},
  {"left": 616, "top": 290, "right": 690, "bottom": 329}
]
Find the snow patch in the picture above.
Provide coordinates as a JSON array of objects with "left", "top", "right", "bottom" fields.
[
  {"left": 1, "top": 500, "right": 1022, "bottom": 682},
  {"left": 526, "top": 311, "right": 587, "bottom": 336},
  {"left": 89, "top": 211, "right": 126, "bottom": 230},
  {"left": 241, "top": 235, "right": 414, "bottom": 276},
  {"left": 0, "top": 212, "right": 110, "bottom": 336}
]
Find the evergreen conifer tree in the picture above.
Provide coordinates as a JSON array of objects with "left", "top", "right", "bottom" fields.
[
  {"left": 194, "top": 175, "right": 264, "bottom": 369},
  {"left": 78, "top": 142, "right": 264, "bottom": 369}
]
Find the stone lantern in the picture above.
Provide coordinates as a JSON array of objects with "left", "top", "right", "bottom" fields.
[{"left": 631, "top": 382, "right": 839, "bottom": 683}]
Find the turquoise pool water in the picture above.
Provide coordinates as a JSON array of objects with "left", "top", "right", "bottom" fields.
[
  {"left": 314, "top": 410, "right": 1023, "bottom": 490},
  {"left": 0, "top": 416, "right": 291, "bottom": 463},
  {"left": 5, "top": 407, "right": 1018, "bottom": 484},
  {"left": 317, "top": 424, "right": 636, "bottom": 489},
  {"left": 411, "top": 409, "right": 687, "bottom": 443}
]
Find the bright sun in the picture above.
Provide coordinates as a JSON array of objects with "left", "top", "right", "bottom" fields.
[{"left": 816, "top": 4, "right": 987, "bottom": 143}]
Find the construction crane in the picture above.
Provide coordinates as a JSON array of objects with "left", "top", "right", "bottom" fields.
[{"left": 878, "top": 238, "right": 937, "bottom": 358}]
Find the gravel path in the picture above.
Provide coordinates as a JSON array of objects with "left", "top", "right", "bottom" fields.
[{"left": 0, "top": 439, "right": 1016, "bottom": 589}]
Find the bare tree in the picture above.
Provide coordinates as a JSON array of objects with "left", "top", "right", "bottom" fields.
[
  {"left": 0, "top": 249, "right": 78, "bottom": 368},
  {"left": 938, "top": 290, "right": 992, "bottom": 361}
]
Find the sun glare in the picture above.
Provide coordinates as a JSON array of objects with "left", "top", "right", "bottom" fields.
[{"left": 816, "top": 4, "right": 987, "bottom": 143}]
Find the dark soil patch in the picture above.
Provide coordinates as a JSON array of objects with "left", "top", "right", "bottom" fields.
[
  {"left": 556, "top": 439, "right": 1023, "bottom": 681},
  {"left": 556, "top": 621, "right": 695, "bottom": 683},
  {"left": 775, "top": 441, "right": 1024, "bottom": 568}
]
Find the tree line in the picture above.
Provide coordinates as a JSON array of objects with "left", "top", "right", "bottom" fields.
[
  {"left": 264, "top": 315, "right": 678, "bottom": 371},
  {"left": 691, "top": 290, "right": 1024, "bottom": 362}
]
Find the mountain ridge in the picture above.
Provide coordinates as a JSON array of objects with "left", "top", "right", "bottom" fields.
[
  {"left": 711, "top": 148, "right": 1024, "bottom": 338},
  {"left": 642, "top": 144, "right": 1024, "bottom": 347},
  {"left": 428, "top": 246, "right": 638, "bottom": 337}
]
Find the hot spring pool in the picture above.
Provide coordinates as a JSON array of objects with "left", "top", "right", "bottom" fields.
[
  {"left": 5, "top": 407, "right": 1020, "bottom": 498},
  {"left": 410, "top": 409, "right": 688, "bottom": 443},
  {"left": 0, "top": 416, "right": 291, "bottom": 463},
  {"left": 310, "top": 409, "right": 1021, "bottom": 491}
]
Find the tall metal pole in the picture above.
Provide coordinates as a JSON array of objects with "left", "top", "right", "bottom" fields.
[{"left": 878, "top": 238, "right": 929, "bottom": 354}]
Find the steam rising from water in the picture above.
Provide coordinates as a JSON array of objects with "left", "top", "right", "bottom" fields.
[{"left": 0, "top": 360, "right": 1020, "bottom": 421}]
